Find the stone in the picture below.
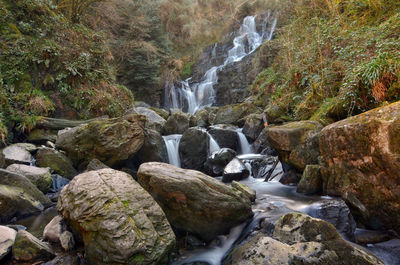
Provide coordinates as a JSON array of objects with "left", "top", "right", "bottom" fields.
[
  {"left": 0, "top": 225, "right": 17, "bottom": 261},
  {"left": 36, "top": 147, "right": 77, "bottom": 179},
  {"left": 1, "top": 144, "right": 32, "bottom": 166},
  {"left": 208, "top": 124, "right": 239, "bottom": 151},
  {"left": 222, "top": 158, "right": 250, "bottom": 183},
  {"left": 193, "top": 108, "right": 212, "bottom": 127},
  {"left": 12, "top": 230, "right": 55, "bottom": 262},
  {"left": 130, "top": 107, "right": 166, "bottom": 132},
  {"left": 242, "top": 114, "right": 264, "bottom": 141},
  {"left": 252, "top": 128, "right": 276, "bottom": 155},
  {"left": 85, "top": 158, "right": 109, "bottom": 171},
  {"left": 43, "top": 215, "right": 64, "bottom": 244},
  {"left": 204, "top": 148, "right": 236, "bottom": 176},
  {"left": 355, "top": 229, "right": 395, "bottom": 245},
  {"left": 0, "top": 169, "right": 51, "bottom": 222},
  {"left": 135, "top": 129, "right": 167, "bottom": 163},
  {"left": 231, "top": 181, "right": 256, "bottom": 202},
  {"left": 319, "top": 102, "right": 400, "bottom": 233},
  {"left": 60, "top": 231, "right": 75, "bottom": 252},
  {"left": 179, "top": 127, "right": 209, "bottom": 172},
  {"left": 58, "top": 168, "right": 175, "bottom": 265},
  {"left": 212, "top": 103, "right": 259, "bottom": 127},
  {"left": 279, "top": 169, "right": 302, "bottom": 185},
  {"left": 137, "top": 162, "right": 253, "bottom": 241},
  {"left": 6, "top": 164, "right": 52, "bottom": 193},
  {"left": 28, "top": 129, "right": 58, "bottom": 143},
  {"left": 263, "top": 104, "right": 288, "bottom": 124},
  {"left": 296, "top": 164, "right": 322, "bottom": 195},
  {"left": 163, "top": 111, "right": 191, "bottom": 135}
]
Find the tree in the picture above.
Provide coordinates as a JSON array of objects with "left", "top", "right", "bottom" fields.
[{"left": 58, "top": 0, "right": 104, "bottom": 23}]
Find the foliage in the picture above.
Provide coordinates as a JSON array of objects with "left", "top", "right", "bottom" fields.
[{"left": 57, "top": 0, "right": 104, "bottom": 22}]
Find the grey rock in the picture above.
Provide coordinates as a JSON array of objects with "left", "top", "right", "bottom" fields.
[
  {"left": 36, "top": 147, "right": 77, "bottom": 179},
  {"left": 6, "top": 164, "right": 52, "bottom": 193},
  {"left": 0, "top": 225, "right": 17, "bottom": 261},
  {"left": 1, "top": 144, "right": 32, "bottom": 166},
  {"left": 179, "top": 127, "right": 209, "bottom": 172},
  {"left": 12, "top": 230, "right": 55, "bottom": 262},
  {"left": 204, "top": 148, "right": 236, "bottom": 176},
  {"left": 223, "top": 158, "right": 250, "bottom": 183}
]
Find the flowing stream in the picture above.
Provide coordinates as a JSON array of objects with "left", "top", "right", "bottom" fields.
[
  {"left": 163, "top": 135, "right": 182, "bottom": 167},
  {"left": 236, "top": 129, "right": 253, "bottom": 154}
]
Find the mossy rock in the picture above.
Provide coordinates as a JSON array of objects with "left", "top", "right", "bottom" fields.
[
  {"left": 6, "top": 164, "right": 52, "bottom": 193},
  {"left": 297, "top": 165, "right": 322, "bottom": 195},
  {"left": 36, "top": 148, "right": 77, "bottom": 179},
  {"left": 212, "top": 103, "right": 259, "bottom": 126},
  {"left": 12, "top": 230, "right": 54, "bottom": 263}
]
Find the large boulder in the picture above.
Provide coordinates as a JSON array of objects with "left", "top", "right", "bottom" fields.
[
  {"left": 266, "top": 120, "right": 322, "bottom": 171},
  {"left": 212, "top": 103, "right": 259, "bottom": 126},
  {"left": 58, "top": 169, "right": 175, "bottom": 265},
  {"left": 0, "top": 226, "right": 17, "bottom": 261},
  {"left": 56, "top": 114, "right": 145, "bottom": 169},
  {"left": 296, "top": 165, "right": 322, "bottom": 195},
  {"left": 231, "top": 213, "right": 384, "bottom": 265},
  {"left": 163, "top": 111, "right": 191, "bottom": 135},
  {"left": 6, "top": 164, "right": 52, "bottom": 193},
  {"left": 319, "top": 102, "right": 400, "bottom": 233},
  {"left": 12, "top": 230, "right": 55, "bottom": 263},
  {"left": 252, "top": 128, "right": 276, "bottom": 155},
  {"left": 135, "top": 129, "right": 167, "bottom": 164},
  {"left": 242, "top": 114, "right": 264, "bottom": 141},
  {"left": 1, "top": 144, "right": 32, "bottom": 166},
  {"left": 130, "top": 107, "right": 166, "bottom": 132},
  {"left": 137, "top": 162, "right": 253, "bottom": 241},
  {"left": 204, "top": 148, "right": 237, "bottom": 176},
  {"left": 36, "top": 148, "right": 77, "bottom": 179},
  {"left": 0, "top": 169, "right": 51, "bottom": 222},
  {"left": 208, "top": 124, "right": 239, "bottom": 151},
  {"left": 179, "top": 127, "right": 209, "bottom": 172},
  {"left": 193, "top": 107, "right": 218, "bottom": 127},
  {"left": 222, "top": 158, "right": 250, "bottom": 183},
  {"left": 43, "top": 215, "right": 65, "bottom": 244},
  {"left": 28, "top": 129, "right": 58, "bottom": 144}
]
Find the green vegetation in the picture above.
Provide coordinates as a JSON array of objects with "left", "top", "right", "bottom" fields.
[{"left": 251, "top": 0, "right": 400, "bottom": 125}]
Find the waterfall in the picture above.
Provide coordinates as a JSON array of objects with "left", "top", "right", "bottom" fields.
[
  {"left": 237, "top": 129, "right": 253, "bottom": 154},
  {"left": 163, "top": 135, "right": 182, "bottom": 167},
  {"left": 164, "top": 13, "right": 277, "bottom": 114},
  {"left": 207, "top": 132, "right": 221, "bottom": 155}
]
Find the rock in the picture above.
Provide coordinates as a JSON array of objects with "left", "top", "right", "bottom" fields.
[
  {"left": 222, "top": 158, "right": 250, "bottom": 183},
  {"left": 305, "top": 199, "right": 356, "bottom": 241},
  {"left": 36, "top": 147, "right": 77, "bottom": 179},
  {"left": 149, "top": 107, "right": 170, "bottom": 120},
  {"left": 56, "top": 114, "right": 145, "bottom": 169},
  {"left": 46, "top": 141, "right": 56, "bottom": 149},
  {"left": 28, "top": 129, "right": 58, "bottom": 143},
  {"left": 250, "top": 156, "right": 277, "bottom": 178},
  {"left": 58, "top": 168, "right": 175, "bottom": 264},
  {"left": 204, "top": 148, "right": 236, "bottom": 176},
  {"left": 355, "top": 229, "right": 395, "bottom": 245},
  {"left": 242, "top": 114, "right": 264, "bottom": 141},
  {"left": 130, "top": 107, "right": 166, "bottom": 132},
  {"left": 232, "top": 181, "right": 256, "bottom": 202},
  {"left": 193, "top": 108, "right": 211, "bottom": 127},
  {"left": 296, "top": 165, "right": 322, "bottom": 195},
  {"left": 42, "top": 254, "right": 83, "bottom": 265},
  {"left": 279, "top": 169, "right": 301, "bottom": 185},
  {"left": 1, "top": 144, "right": 32, "bottom": 166},
  {"left": 163, "top": 111, "right": 191, "bottom": 135},
  {"left": 263, "top": 104, "right": 288, "bottom": 124},
  {"left": 0, "top": 169, "right": 51, "bottom": 222},
  {"left": 135, "top": 129, "right": 167, "bottom": 163},
  {"left": 60, "top": 231, "right": 75, "bottom": 252},
  {"left": 179, "top": 127, "right": 209, "bottom": 172},
  {"left": 6, "top": 164, "right": 52, "bottom": 193},
  {"left": 43, "top": 215, "right": 65, "bottom": 244},
  {"left": 231, "top": 212, "right": 383, "bottom": 265},
  {"left": 137, "top": 162, "right": 253, "bottom": 241},
  {"left": 13, "top": 143, "right": 38, "bottom": 153},
  {"left": 208, "top": 124, "right": 239, "bottom": 151},
  {"left": 212, "top": 103, "right": 259, "bottom": 126},
  {"left": 12, "top": 230, "right": 55, "bottom": 262},
  {"left": 85, "top": 158, "right": 109, "bottom": 171},
  {"left": 0, "top": 225, "right": 17, "bottom": 261},
  {"left": 252, "top": 128, "right": 276, "bottom": 155},
  {"left": 266, "top": 120, "right": 322, "bottom": 171},
  {"left": 319, "top": 102, "right": 400, "bottom": 233}
]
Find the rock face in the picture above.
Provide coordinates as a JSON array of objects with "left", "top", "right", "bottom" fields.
[
  {"left": 212, "top": 103, "right": 259, "bottom": 126},
  {"left": 208, "top": 124, "right": 239, "bottom": 151},
  {"left": 137, "top": 162, "right": 253, "bottom": 241},
  {"left": 58, "top": 169, "right": 175, "bottom": 265},
  {"left": 204, "top": 148, "right": 236, "bottom": 176},
  {"left": 6, "top": 164, "right": 52, "bottom": 193},
  {"left": 0, "top": 169, "right": 51, "bottom": 222},
  {"left": 222, "top": 158, "right": 250, "bottom": 183},
  {"left": 12, "top": 230, "right": 55, "bottom": 262},
  {"left": 266, "top": 120, "right": 322, "bottom": 171},
  {"left": 1, "top": 144, "right": 32, "bottom": 166},
  {"left": 296, "top": 165, "right": 322, "bottom": 195},
  {"left": 319, "top": 102, "right": 400, "bottom": 233},
  {"left": 36, "top": 148, "right": 77, "bottom": 179},
  {"left": 130, "top": 107, "right": 166, "bottom": 132},
  {"left": 0, "top": 226, "right": 17, "bottom": 261},
  {"left": 242, "top": 114, "right": 264, "bottom": 141},
  {"left": 163, "top": 111, "right": 191, "bottom": 135},
  {"left": 179, "top": 127, "right": 209, "bottom": 172},
  {"left": 231, "top": 213, "right": 384, "bottom": 265},
  {"left": 56, "top": 114, "right": 145, "bottom": 169}
]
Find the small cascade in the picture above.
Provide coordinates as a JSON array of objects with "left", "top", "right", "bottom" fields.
[
  {"left": 163, "top": 135, "right": 182, "bottom": 167},
  {"left": 207, "top": 132, "right": 221, "bottom": 155},
  {"left": 164, "top": 13, "right": 277, "bottom": 114},
  {"left": 237, "top": 129, "right": 253, "bottom": 154},
  {"left": 50, "top": 174, "right": 70, "bottom": 192}
]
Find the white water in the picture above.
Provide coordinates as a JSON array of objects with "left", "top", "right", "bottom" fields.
[
  {"left": 164, "top": 14, "right": 277, "bottom": 114},
  {"left": 207, "top": 132, "right": 221, "bottom": 155},
  {"left": 163, "top": 135, "right": 182, "bottom": 167},
  {"left": 236, "top": 129, "right": 253, "bottom": 154}
]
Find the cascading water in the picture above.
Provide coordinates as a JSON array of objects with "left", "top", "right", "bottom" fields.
[
  {"left": 163, "top": 135, "right": 182, "bottom": 167},
  {"left": 236, "top": 129, "right": 253, "bottom": 154},
  {"left": 207, "top": 132, "right": 221, "bottom": 155},
  {"left": 164, "top": 13, "right": 277, "bottom": 114}
]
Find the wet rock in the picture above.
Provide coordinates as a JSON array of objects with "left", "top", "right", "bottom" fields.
[
  {"left": 58, "top": 168, "right": 175, "bottom": 264},
  {"left": 6, "top": 164, "right": 52, "bottom": 193},
  {"left": 355, "top": 229, "right": 395, "bottom": 245},
  {"left": 1, "top": 144, "right": 32, "bottom": 166},
  {"left": 56, "top": 114, "right": 145, "bottom": 169},
  {"left": 0, "top": 226, "right": 17, "bottom": 261},
  {"left": 149, "top": 107, "right": 170, "bottom": 120},
  {"left": 12, "top": 230, "right": 55, "bottom": 262},
  {"left": 296, "top": 164, "right": 322, "bottom": 195},
  {"left": 60, "top": 231, "right": 75, "bottom": 251},
  {"left": 319, "top": 102, "right": 400, "bottom": 233},
  {"left": 193, "top": 107, "right": 218, "bottom": 127},
  {"left": 179, "top": 127, "right": 209, "bottom": 172},
  {"left": 28, "top": 129, "right": 58, "bottom": 144},
  {"left": 279, "top": 169, "right": 301, "bottom": 185},
  {"left": 43, "top": 215, "right": 65, "bottom": 244},
  {"left": 129, "top": 107, "right": 166, "bottom": 132},
  {"left": 163, "top": 111, "right": 191, "bottom": 135},
  {"left": 231, "top": 181, "right": 256, "bottom": 202},
  {"left": 252, "top": 128, "right": 276, "bottom": 155},
  {"left": 366, "top": 239, "right": 400, "bottom": 265},
  {"left": 85, "top": 158, "right": 109, "bottom": 171},
  {"left": 204, "top": 148, "right": 236, "bottom": 176},
  {"left": 242, "top": 114, "right": 264, "bottom": 141},
  {"left": 36, "top": 147, "right": 77, "bottom": 179},
  {"left": 138, "top": 162, "right": 253, "bottom": 241},
  {"left": 250, "top": 156, "right": 277, "bottom": 178},
  {"left": 0, "top": 169, "right": 51, "bottom": 222},
  {"left": 222, "top": 158, "right": 250, "bottom": 183},
  {"left": 208, "top": 124, "right": 239, "bottom": 151},
  {"left": 135, "top": 129, "right": 167, "bottom": 163},
  {"left": 212, "top": 103, "right": 259, "bottom": 127}
]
